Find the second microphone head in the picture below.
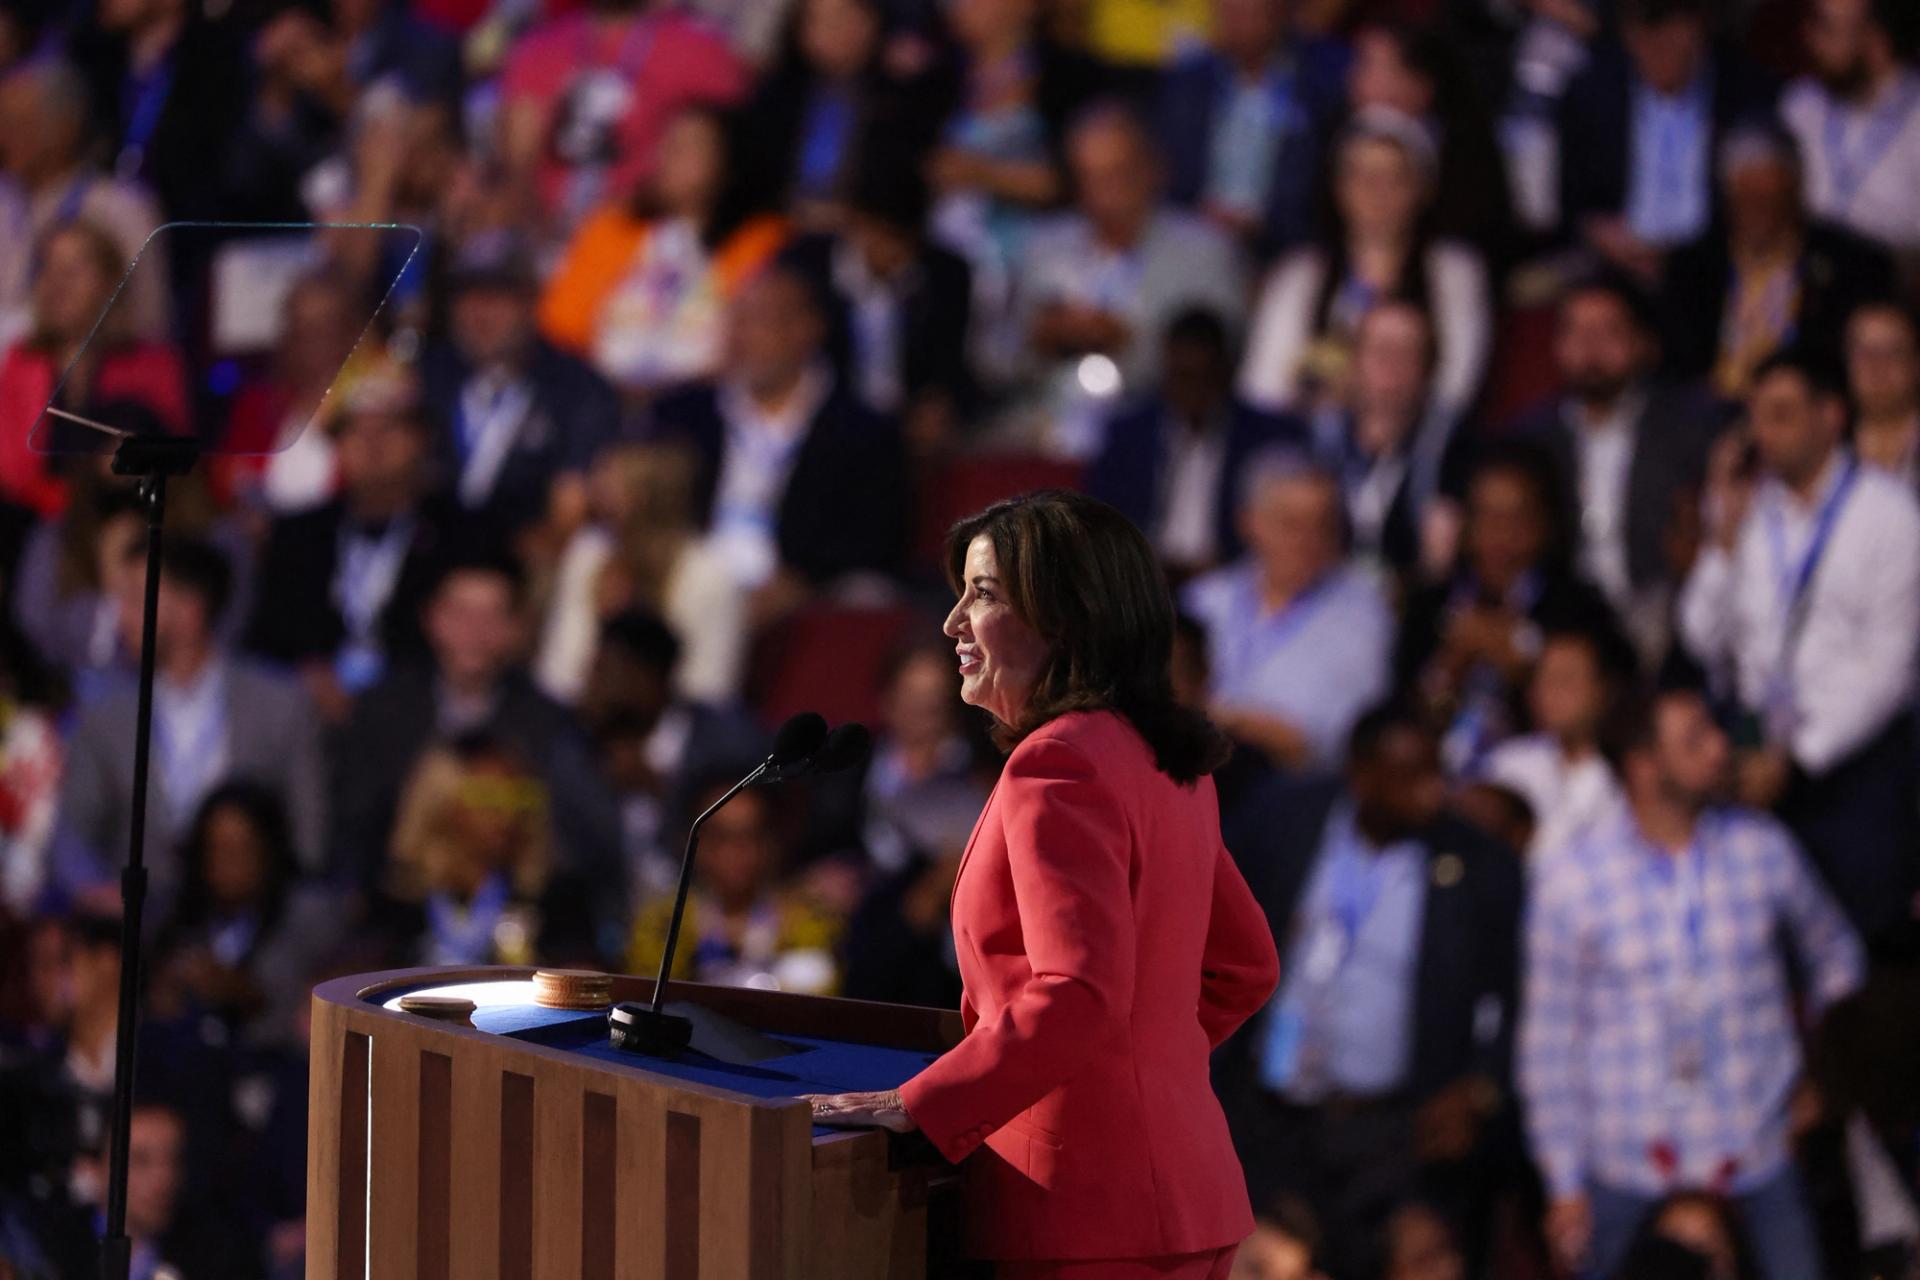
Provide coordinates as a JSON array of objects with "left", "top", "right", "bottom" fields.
[{"left": 770, "top": 711, "right": 829, "bottom": 767}]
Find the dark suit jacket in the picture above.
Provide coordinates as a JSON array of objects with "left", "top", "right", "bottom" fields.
[
  {"left": 1509, "top": 382, "right": 1733, "bottom": 593},
  {"left": 645, "top": 379, "right": 913, "bottom": 584},
  {"left": 781, "top": 233, "right": 974, "bottom": 413},
  {"left": 419, "top": 338, "right": 622, "bottom": 535},
  {"left": 330, "top": 664, "right": 622, "bottom": 901},
  {"left": 1660, "top": 221, "right": 1895, "bottom": 383},
  {"left": 1218, "top": 776, "right": 1523, "bottom": 1102},
  {"left": 243, "top": 492, "right": 472, "bottom": 670},
  {"left": 1156, "top": 42, "right": 1349, "bottom": 260},
  {"left": 1556, "top": 44, "right": 1776, "bottom": 235},
  {"left": 1086, "top": 398, "right": 1305, "bottom": 565}
]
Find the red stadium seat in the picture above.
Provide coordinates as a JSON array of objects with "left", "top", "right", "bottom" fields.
[
  {"left": 1482, "top": 303, "right": 1563, "bottom": 428},
  {"left": 748, "top": 601, "right": 932, "bottom": 730},
  {"left": 914, "top": 452, "right": 1084, "bottom": 567}
]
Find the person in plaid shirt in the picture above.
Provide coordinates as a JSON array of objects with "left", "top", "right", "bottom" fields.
[{"left": 1518, "top": 685, "right": 1864, "bottom": 1280}]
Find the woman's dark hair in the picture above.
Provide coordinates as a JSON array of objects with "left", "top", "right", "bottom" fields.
[
  {"left": 944, "top": 491, "right": 1231, "bottom": 783},
  {"left": 168, "top": 781, "right": 301, "bottom": 937},
  {"left": 631, "top": 104, "right": 765, "bottom": 250}
]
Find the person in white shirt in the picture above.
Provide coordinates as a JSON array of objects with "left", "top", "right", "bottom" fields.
[
  {"left": 1480, "top": 626, "right": 1632, "bottom": 867},
  {"left": 1678, "top": 345, "right": 1920, "bottom": 941},
  {"left": 1781, "top": 0, "right": 1920, "bottom": 260}
]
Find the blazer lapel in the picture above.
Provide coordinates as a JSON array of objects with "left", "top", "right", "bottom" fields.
[{"left": 949, "top": 775, "right": 1002, "bottom": 912}]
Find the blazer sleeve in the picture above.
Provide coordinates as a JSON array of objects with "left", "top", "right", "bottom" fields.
[
  {"left": 1198, "top": 837, "right": 1280, "bottom": 1049},
  {"left": 899, "top": 735, "right": 1136, "bottom": 1163}
]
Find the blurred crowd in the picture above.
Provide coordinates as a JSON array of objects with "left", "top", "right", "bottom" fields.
[{"left": 0, "top": 0, "right": 1918, "bottom": 1275}]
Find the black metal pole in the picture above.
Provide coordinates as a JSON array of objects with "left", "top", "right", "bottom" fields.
[
  {"left": 99, "top": 470, "right": 168, "bottom": 1280},
  {"left": 649, "top": 767, "right": 763, "bottom": 1013}
]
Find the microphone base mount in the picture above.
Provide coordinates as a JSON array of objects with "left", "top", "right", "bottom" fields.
[{"left": 609, "top": 1003, "right": 694, "bottom": 1058}]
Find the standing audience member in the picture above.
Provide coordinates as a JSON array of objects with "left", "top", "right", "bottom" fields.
[
  {"left": 1556, "top": 0, "right": 1773, "bottom": 279},
  {"left": 245, "top": 369, "right": 462, "bottom": 721},
  {"left": 857, "top": 641, "right": 989, "bottom": 877},
  {"left": 1519, "top": 685, "right": 1863, "bottom": 1280},
  {"left": 1679, "top": 347, "right": 1920, "bottom": 943},
  {"left": 781, "top": 163, "right": 974, "bottom": 454},
  {"left": 55, "top": 538, "right": 327, "bottom": 919},
  {"left": 1513, "top": 274, "right": 1729, "bottom": 657},
  {"left": 1014, "top": 101, "right": 1248, "bottom": 459},
  {"left": 1842, "top": 300, "right": 1920, "bottom": 485},
  {"left": 1239, "top": 108, "right": 1490, "bottom": 421},
  {"left": 1661, "top": 124, "right": 1892, "bottom": 400},
  {"left": 645, "top": 263, "right": 912, "bottom": 617},
  {"left": 538, "top": 105, "right": 788, "bottom": 400},
  {"left": 1781, "top": 0, "right": 1920, "bottom": 263},
  {"left": 1222, "top": 706, "right": 1522, "bottom": 1280},
  {"left": 1183, "top": 452, "right": 1395, "bottom": 773},
  {"left": 1479, "top": 626, "right": 1632, "bottom": 867},
  {"left": 421, "top": 231, "right": 622, "bottom": 542},
  {"left": 1088, "top": 307, "right": 1303, "bottom": 577},
  {"left": 1155, "top": 0, "right": 1349, "bottom": 261},
  {"left": 9, "top": 478, "right": 143, "bottom": 701}
]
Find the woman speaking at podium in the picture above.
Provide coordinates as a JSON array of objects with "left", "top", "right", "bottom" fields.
[{"left": 806, "top": 492, "right": 1280, "bottom": 1278}]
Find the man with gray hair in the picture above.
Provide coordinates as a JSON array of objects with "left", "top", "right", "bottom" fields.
[
  {"left": 1181, "top": 448, "right": 1395, "bottom": 771},
  {"left": 0, "top": 58, "right": 167, "bottom": 347}
]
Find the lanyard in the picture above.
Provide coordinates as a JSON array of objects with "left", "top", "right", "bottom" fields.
[
  {"left": 1765, "top": 458, "right": 1858, "bottom": 627},
  {"left": 116, "top": 55, "right": 175, "bottom": 180},
  {"left": 1823, "top": 78, "right": 1920, "bottom": 215},
  {"left": 426, "top": 872, "right": 510, "bottom": 964},
  {"left": 333, "top": 516, "right": 414, "bottom": 643},
  {"left": 455, "top": 377, "right": 534, "bottom": 506}
]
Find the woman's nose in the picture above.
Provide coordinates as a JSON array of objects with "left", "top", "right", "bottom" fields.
[{"left": 942, "top": 602, "right": 966, "bottom": 639}]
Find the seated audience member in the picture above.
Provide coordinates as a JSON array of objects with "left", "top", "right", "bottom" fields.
[
  {"left": 1219, "top": 706, "right": 1522, "bottom": 1280},
  {"left": 860, "top": 642, "right": 990, "bottom": 875},
  {"left": 1513, "top": 273, "right": 1730, "bottom": 657},
  {"left": 627, "top": 774, "right": 843, "bottom": 994},
  {"left": 1661, "top": 124, "right": 1892, "bottom": 401},
  {"left": 332, "top": 553, "right": 622, "bottom": 904},
  {"left": 644, "top": 263, "right": 912, "bottom": 614},
  {"left": 1397, "top": 444, "right": 1619, "bottom": 774},
  {"left": 1302, "top": 299, "right": 1465, "bottom": 580},
  {"left": 1781, "top": 0, "right": 1920, "bottom": 262},
  {"left": 1183, "top": 452, "right": 1395, "bottom": 773},
  {"left": 1239, "top": 108, "right": 1490, "bottom": 421},
  {"left": 150, "top": 783, "right": 336, "bottom": 1048},
  {"left": 1014, "top": 101, "right": 1248, "bottom": 458},
  {"left": 1379, "top": 1200, "right": 1468, "bottom": 1280},
  {"left": 1842, "top": 299, "right": 1920, "bottom": 486},
  {"left": 840, "top": 850, "right": 964, "bottom": 1009},
  {"left": 781, "top": 162, "right": 974, "bottom": 454},
  {"left": 55, "top": 538, "right": 327, "bottom": 919},
  {"left": 1231, "top": 1194, "right": 1328, "bottom": 1280},
  {"left": 577, "top": 610, "right": 766, "bottom": 906},
  {"left": 1480, "top": 626, "right": 1632, "bottom": 866},
  {"left": 0, "top": 59, "right": 168, "bottom": 347},
  {"left": 538, "top": 105, "right": 788, "bottom": 400},
  {"left": 741, "top": 0, "right": 945, "bottom": 225},
  {"left": 1346, "top": 23, "right": 1514, "bottom": 256},
  {"left": 1087, "top": 307, "right": 1303, "bottom": 577},
  {"left": 10, "top": 479, "right": 143, "bottom": 701},
  {"left": 1519, "top": 686, "right": 1862, "bottom": 1280},
  {"left": 383, "top": 735, "right": 561, "bottom": 967},
  {"left": 0, "top": 219, "right": 189, "bottom": 517},
  {"left": 1679, "top": 348, "right": 1920, "bottom": 942},
  {"left": 421, "top": 230, "right": 621, "bottom": 541},
  {"left": 1556, "top": 0, "right": 1774, "bottom": 279},
  {"left": 211, "top": 272, "right": 366, "bottom": 515},
  {"left": 1155, "top": 0, "right": 1348, "bottom": 261},
  {"left": 1629, "top": 1192, "right": 1761, "bottom": 1280},
  {"left": 494, "top": 0, "right": 747, "bottom": 237},
  {"left": 246, "top": 368, "right": 464, "bottom": 721},
  {"left": 536, "top": 442, "right": 745, "bottom": 707}
]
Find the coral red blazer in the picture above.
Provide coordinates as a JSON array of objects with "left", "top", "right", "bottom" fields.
[{"left": 899, "top": 711, "right": 1280, "bottom": 1262}]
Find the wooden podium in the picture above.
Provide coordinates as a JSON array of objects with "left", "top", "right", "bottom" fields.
[{"left": 306, "top": 967, "right": 967, "bottom": 1280}]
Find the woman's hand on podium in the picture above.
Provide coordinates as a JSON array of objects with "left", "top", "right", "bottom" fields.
[{"left": 801, "top": 1090, "right": 917, "bottom": 1133}]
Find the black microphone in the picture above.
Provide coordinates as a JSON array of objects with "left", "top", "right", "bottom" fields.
[
  {"left": 622, "top": 713, "right": 828, "bottom": 1055},
  {"left": 754, "top": 720, "right": 872, "bottom": 785}
]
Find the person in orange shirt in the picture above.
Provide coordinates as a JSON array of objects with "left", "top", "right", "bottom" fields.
[{"left": 538, "top": 104, "right": 787, "bottom": 403}]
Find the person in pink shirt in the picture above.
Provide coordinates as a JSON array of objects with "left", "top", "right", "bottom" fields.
[{"left": 498, "top": 0, "right": 749, "bottom": 237}]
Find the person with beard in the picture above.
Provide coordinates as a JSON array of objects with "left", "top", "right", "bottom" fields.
[
  {"left": 1519, "top": 686, "right": 1862, "bottom": 1280},
  {"left": 1510, "top": 274, "right": 1730, "bottom": 657},
  {"left": 1782, "top": 0, "right": 1920, "bottom": 262}
]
